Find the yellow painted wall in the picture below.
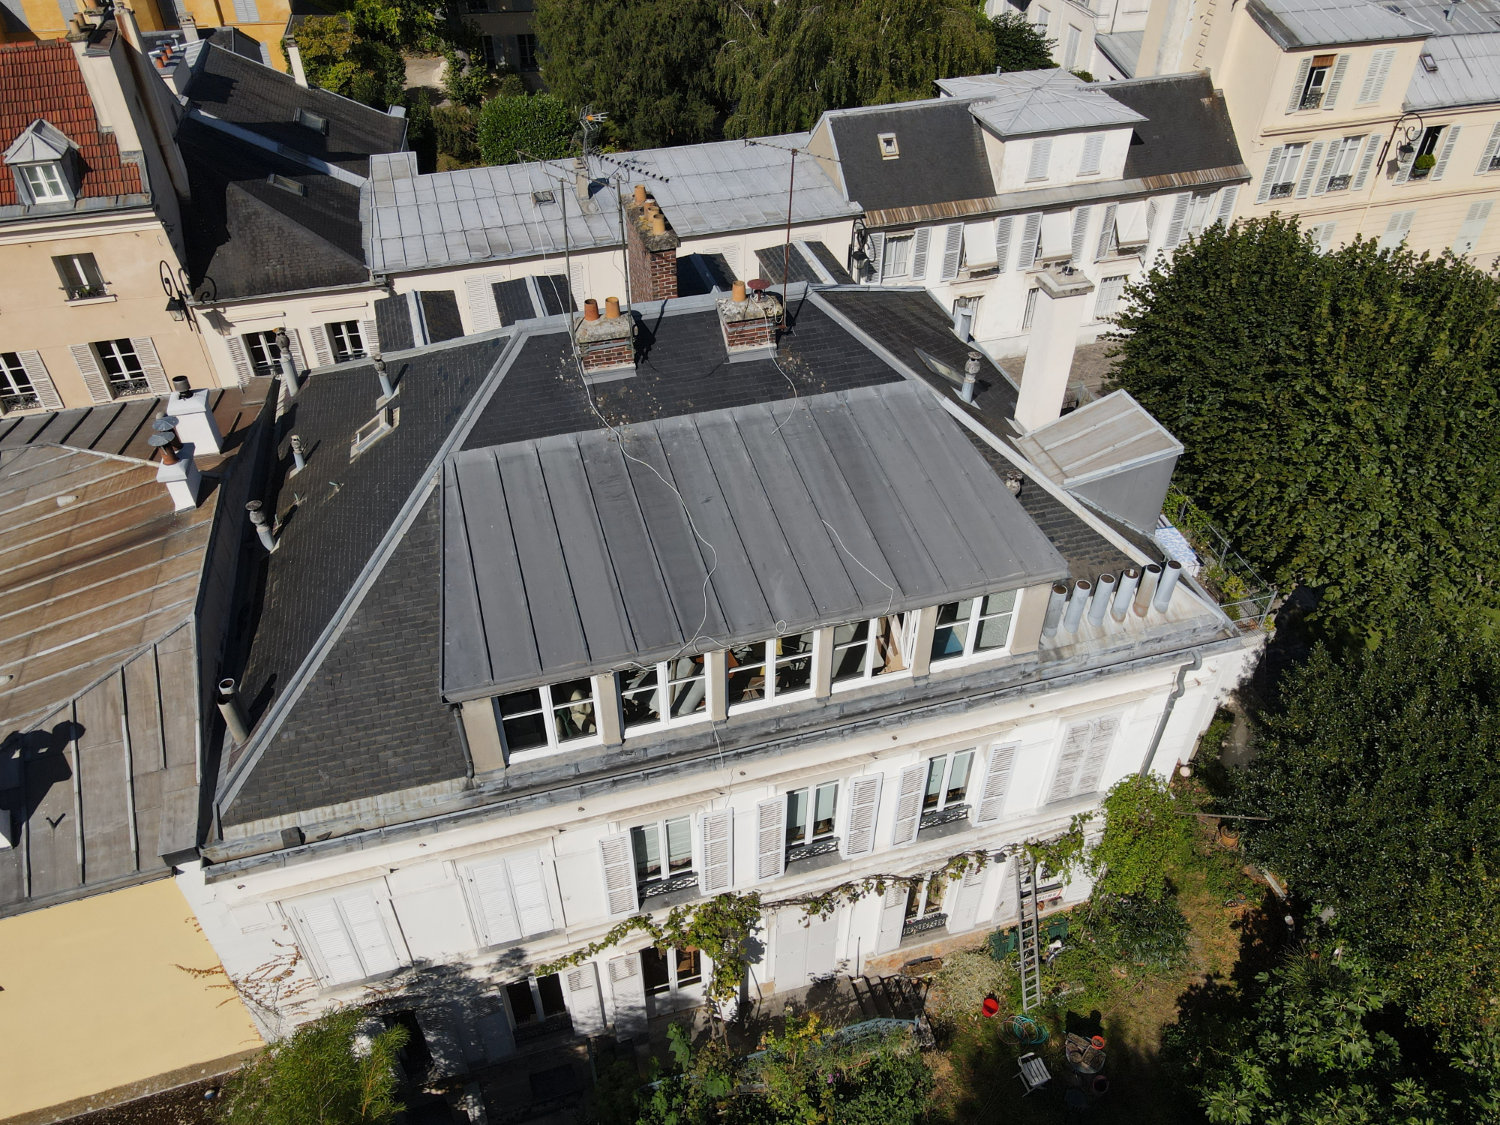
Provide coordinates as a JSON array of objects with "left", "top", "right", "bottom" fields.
[
  {"left": 176, "top": 0, "right": 294, "bottom": 71},
  {"left": 0, "top": 878, "right": 262, "bottom": 1122}
]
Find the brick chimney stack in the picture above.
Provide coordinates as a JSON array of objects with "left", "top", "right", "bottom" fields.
[
  {"left": 717, "top": 279, "right": 782, "bottom": 354},
  {"left": 625, "top": 185, "right": 680, "bottom": 303},
  {"left": 575, "top": 296, "right": 635, "bottom": 374}
]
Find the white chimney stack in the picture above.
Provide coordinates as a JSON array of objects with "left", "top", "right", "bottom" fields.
[
  {"left": 150, "top": 431, "right": 202, "bottom": 512},
  {"left": 285, "top": 39, "right": 310, "bottom": 88},
  {"left": 1014, "top": 265, "right": 1095, "bottom": 432},
  {"left": 167, "top": 376, "right": 224, "bottom": 454}
]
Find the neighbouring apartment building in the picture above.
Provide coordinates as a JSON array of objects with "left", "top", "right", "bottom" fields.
[
  {"left": 170, "top": 265, "right": 1260, "bottom": 1075},
  {"left": 813, "top": 68, "right": 1247, "bottom": 357}
]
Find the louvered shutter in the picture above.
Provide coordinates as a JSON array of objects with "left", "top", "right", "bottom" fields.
[
  {"left": 1214, "top": 185, "right": 1239, "bottom": 227},
  {"left": 1027, "top": 137, "right": 1052, "bottom": 181},
  {"left": 339, "top": 893, "right": 400, "bottom": 976},
  {"left": 866, "top": 231, "right": 885, "bottom": 283},
  {"left": 1351, "top": 134, "right": 1381, "bottom": 191},
  {"left": 507, "top": 853, "right": 553, "bottom": 936},
  {"left": 755, "top": 798, "right": 786, "bottom": 881},
  {"left": 1047, "top": 722, "right": 1091, "bottom": 803},
  {"left": 1394, "top": 148, "right": 1413, "bottom": 185},
  {"left": 1286, "top": 58, "right": 1311, "bottom": 113},
  {"left": 1080, "top": 133, "right": 1104, "bottom": 176},
  {"left": 607, "top": 954, "right": 648, "bottom": 1035},
  {"left": 285, "top": 329, "right": 307, "bottom": 374},
  {"left": 700, "top": 808, "right": 734, "bottom": 893},
  {"left": 1431, "top": 125, "right": 1461, "bottom": 181},
  {"left": 1076, "top": 716, "right": 1118, "bottom": 795},
  {"left": 1016, "top": 213, "right": 1042, "bottom": 269},
  {"left": 939, "top": 224, "right": 963, "bottom": 280},
  {"left": 891, "top": 763, "right": 926, "bottom": 847},
  {"left": 1312, "top": 143, "right": 1340, "bottom": 195},
  {"left": 465, "top": 858, "right": 523, "bottom": 947},
  {"left": 1069, "top": 207, "right": 1091, "bottom": 263},
  {"left": 992, "top": 215, "right": 1014, "bottom": 273},
  {"left": 1322, "top": 53, "right": 1349, "bottom": 109},
  {"left": 295, "top": 898, "right": 364, "bottom": 983},
  {"left": 910, "top": 228, "right": 931, "bottom": 280},
  {"left": 1378, "top": 210, "right": 1416, "bottom": 250},
  {"left": 599, "top": 833, "right": 638, "bottom": 916},
  {"left": 128, "top": 337, "right": 169, "bottom": 395},
  {"left": 16, "top": 351, "right": 60, "bottom": 410},
  {"left": 564, "top": 962, "right": 605, "bottom": 1035},
  {"left": 945, "top": 863, "right": 988, "bottom": 934},
  {"left": 974, "top": 743, "right": 1017, "bottom": 824},
  {"left": 1095, "top": 203, "right": 1117, "bottom": 260},
  {"left": 1256, "top": 147, "right": 1283, "bottom": 205},
  {"left": 1163, "top": 194, "right": 1190, "bottom": 249},
  {"left": 841, "top": 774, "right": 883, "bottom": 858},
  {"left": 899, "top": 611, "right": 921, "bottom": 668},
  {"left": 1295, "top": 142, "right": 1323, "bottom": 198},
  {"left": 1358, "top": 48, "right": 1394, "bottom": 105},
  {"left": 1476, "top": 123, "right": 1500, "bottom": 175},
  {"left": 225, "top": 336, "right": 255, "bottom": 383},
  {"left": 232, "top": 0, "right": 259, "bottom": 20},
  {"left": 466, "top": 275, "right": 501, "bottom": 332},
  {"left": 1453, "top": 200, "right": 1493, "bottom": 256},
  {"left": 873, "top": 884, "right": 908, "bottom": 954},
  {"left": 308, "top": 324, "right": 333, "bottom": 367},
  {"left": 70, "top": 343, "right": 111, "bottom": 404},
  {"left": 360, "top": 318, "right": 380, "bottom": 357}
]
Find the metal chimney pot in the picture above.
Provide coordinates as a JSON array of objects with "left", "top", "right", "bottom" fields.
[
  {"left": 961, "top": 351, "right": 981, "bottom": 404},
  {"left": 216, "top": 678, "right": 251, "bottom": 744},
  {"left": 1062, "top": 579, "right": 1092, "bottom": 632},
  {"left": 1088, "top": 573, "right": 1116, "bottom": 626},
  {"left": 1134, "top": 563, "right": 1162, "bottom": 617},
  {"left": 275, "top": 330, "right": 299, "bottom": 396},
  {"left": 1111, "top": 568, "right": 1139, "bottom": 621},
  {"left": 246, "top": 501, "right": 275, "bottom": 552},
  {"left": 1040, "top": 581, "right": 1069, "bottom": 638},
  {"left": 373, "top": 355, "right": 395, "bottom": 399},
  {"left": 290, "top": 434, "right": 307, "bottom": 473},
  {"left": 1152, "top": 560, "right": 1184, "bottom": 613}
]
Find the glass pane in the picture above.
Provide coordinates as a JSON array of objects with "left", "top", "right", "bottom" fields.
[
  {"left": 641, "top": 947, "right": 670, "bottom": 996},
  {"left": 905, "top": 882, "right": 922, "bottom": 921},
  {"left": 551, "top": 679, "right": 596, "bottom": 742},
  {"left": 923, "top": 757, "right": 945, "bottom": 812},
  {"left": 537, "top": 973, "right": 566, "bottom": 1017},
  {"left": 786, "top": 788, "right": 808, "bottom": 846},
  {"left": 813, "top": 782, "right": 837, "bottom": 838},
  {"left": 665, "top": 817, "right": 693, "bottom": 871},
  {"left": 621, "top": 666, "right": 661, "bottom": 728},
  {"left": 727, "top": 643, "right": 767, "bottom": 705},
  {"left": 931, "top": 601, "right": 972, "bottom": 660},
  {"left": 832, "top": 621, "right": 870, "bottom": 683},
  {"left": 675, "top": 947, "right": 702, "bottom": 986},
  {"left": 832, "top": 621, "right": 866, "bottom": 647},
  {"left": 501, "top": 711, "right": 547, "bottom": 752},
  {"left": 947, "top": 750, "right": 974, "bottom": 804},
  {"left": 774, "top": 633, "right": 813, "bottom": 695},
  {"left": 668, "top": 656, "right": 707, "bottom": 718},
  {"left": 506, "top": 981, "right": 537, "bottom": 1024},
  {"left": 496, "top": 689, "right": 543, "bottom": 717},
  {"left": 874, "top": 616, "right": 905, "bottom": 675},
  {"left": 982, "top": 590, "right": 1017, "bottom": 617},
  {"left": 632, "top": 825, "right": 661, "bottom": 881},
  {"left": 925, "top": 874, "right": 947, "bottom": 917},
  {"left": 975, "top": 613, "right": 1013, "bottom": 652}
]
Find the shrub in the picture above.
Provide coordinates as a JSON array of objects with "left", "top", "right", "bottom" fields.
[
  {"left": 476, "top": 92, "right": 573, "bottom": 166},
  {"left": 1084, "top": 894, "right": 1190, "bottom": 969}
]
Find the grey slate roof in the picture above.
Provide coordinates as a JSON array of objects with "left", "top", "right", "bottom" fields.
[
  {"left": 1246, "top": 0, "right": 1428, "bottom": 48},
  {"left": 947, "top": 70, "right": 1148, "bottom": 137},
  {"left": 754, "top": 241, "right": 856, "bottom": 286},
  {"left": 1405, "top": 33, "right": 1500, "bottom": 109},
  {"left": 824, "top": 100, "right": 996, "bottom": 211},
  {"left": 442, "top": 383, "right": 1068, "bottom": 699},
  {"left": 1105, "top": 75, "right": 1247, "bottom": 181}
]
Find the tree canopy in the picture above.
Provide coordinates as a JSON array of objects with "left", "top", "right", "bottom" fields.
[
  {"left": 1236, "top": 619, "right": 1500, "bottom": 1034},
  {"left": 989, "top": 11, "right": 1056, "bottom": 72},
  {"left": 1107, "top": 216, "right": 1500, "bottom": 637},
  {"left": 477, "top": 93, "right": 575, "bottom": 165}
]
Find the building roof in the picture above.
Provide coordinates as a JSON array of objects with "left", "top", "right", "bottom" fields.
[
  {"left": 443, "top": 383, "right": 1067, "bottom": 700},
  {"left": 0, "top": 40, "right": 144, "bottom": 210},
  {"left": 1014, "top": 390, "right": 1182, "bottom": 488},
  {"left": 1095, "top": 30, "right": 1144, "bottom": 77},
  {"left": 1246, "top": 0, "right": 1428, "bottom": 48},
  {"left": 1106, "top": 74, "right": 1247, "bottom": 181},
  {"left": 1405, "top": 32, "right": 1500, "bottom": 109},
  {"left": 364, "top": 134, "right": 861, "bottom": 275},
  {"left": 948, "top": 70, "right": 1148, "bottom": 137},
  {"left": 1396, "top": 0, "right": 1500, "bottom": 36},
  {"left": 822, "top": 100, "right": 996, "bottom": 212},
  {"left": 754, "top": 241, "right": 856, "bottom": 286},
  {"left": 180, "top": 44, "right": 407, "bottom": 175}
]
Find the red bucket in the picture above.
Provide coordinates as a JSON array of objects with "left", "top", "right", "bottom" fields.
[{"left": 982, "top": 997, "right": 1000, "bottom": 1017}]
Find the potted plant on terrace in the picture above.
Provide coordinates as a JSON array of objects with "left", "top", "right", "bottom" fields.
[{"left": 1411, "top": 152, "right": 1437, "bottom": 179}]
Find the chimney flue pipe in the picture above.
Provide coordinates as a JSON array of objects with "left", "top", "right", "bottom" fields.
[
  {"left": 1041, "top": 581, "right": 1069, "bottom": 638},
  {"left": 1088, "top": 573, "right": 1116, "bottom": 626},
  {"left": 1111, "top": 568, "right": 1139, "bottom": 621},
  {"left": 961, "top": 351, "right": 981, "bottom": 404},
  {"left": 1062, "top": 579, "right": 1091, "bottom": 632},
  {"left": 275, "top": 330, "right": 300, "bottom": 396},
  {"left": 1152, "top": 560, "right": 1184, "bottom": 613},
  {"left": 290, "top": 434, "right": 307, "bottom": 473},
  {"left": 373, "top": 355, "right": 395, "bottom": 399},
  {"left": 1134, "top": 563, "right": 1162, "bottom": 616},
  {"left": 246, "top": 501, "right": 275, "bottom": 552},
  {"left": 217, "top": 678, "right": 250, "bottom": 743}
]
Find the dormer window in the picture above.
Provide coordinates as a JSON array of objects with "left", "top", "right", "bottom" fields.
[
  {"left": 21, "top": 162, "right": 67, "bottom": 202},
  {"left": 878, "top": 133, "right": 900, "bottom": 159},
  {"left": 5, "top": 120, "right": 78, "bottom": 206}
]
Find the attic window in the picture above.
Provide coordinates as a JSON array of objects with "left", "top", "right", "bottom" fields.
[
  {"left": 878, "top": 133, "right": 899, "bottom": 159},
  {"left": 351, "top": 405, "right": 398, "bottom": 458},
  {"left": 1420, "top": 52, "right": 1437, "bottom": 72},
  {"left": 531, "top": 189, "right": 555, "bottom": 205},
  {"left": 19, "top": 162, "right": 68, "bottom": 202},
  {"left": 5, "top": 119, "right": 77, "bottom": 205},
  {"left": 268, "top": 173, "right": 306, "bottom": 196},
  {"left": 295, "top": 107, "right": 329, "bottom": 134}
]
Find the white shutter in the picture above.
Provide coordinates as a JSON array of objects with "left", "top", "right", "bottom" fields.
[
  {"left": 466, "top": 858, "right": 523, "bottom": 947},
  {"left": 564, "top": 962, "right": 606, "bottom": 1035},
  {"left": 755, "top": 798, "right": 786, "bottom": 881},
  {"left": 1351, "top": 134, "right": 1381, "bottom": 191},
  {"left": 1094, "top": 274, "right": 1126, "bottom": 320},
  {"left": 994, "top": 215, "right": 1014, "bottom": 273},
  {"left": 225, "top": 336, "right": 255, "bottom": 383},
  {"left": 466, "top": 275, "right": 501, "bottom": 332},
  {"left": 1047, "top": 721, "right": 1091, "bottom": 803},
  {"left": 1094, "top": 202, "right": 1117, "bottom": 260},
  {"left": 309, "top": 324, "right": 333, "bottom": 367},
  {"left": 607, "top": 954, "right": 648, "bottom": 1035},
  {"left": 1016, "top": 213, "right": 1042, "bottom": 269},
  {"left": 891, "top": 763, "right": 926, "bottom": 847},
  {"left": 1322, "top": 53, "right": 1349, "bottom": 110},
  {"left": 1476, "top": 123, "right": 1500, "bottom": 175},
  {"left": 507, "top": 853, "right": 553, "bottom": 936},
  {"left": 360, "top": 318, "right": 380, "bottom": 356},
  {"left": 1394, "top": 148, "right": 1413, "bottom": 185},
  {"left": 1310, "top": 221, "right": 1338, "bottom": 253},
  {"left": 699, "top": 808, "right": 734, "bottom": 893},
  {"left": 295, "top": 898, "right": 364, "bottom": 983},
  {"left": 128, "top": 337, "right": 169, "bottom": 395},
  {"left": 899, "top": 610, "right": 921, "bottom": 668},
  {"left": 1027, "top": 137, "right": 1052, "bottom": 181},
  {"left": 974, "top": 743, "right": 1017, "bottom": 824},
  {"left": 285, "top": 329, "right": 307, "bottom": 373},
  {"left": 232, "top": 0, "right": 259, "bottom": 20},
  {"left": 1378, "top": 210, "right": 1416, "bottom": 250},
  {"left": 69, "top": 343, "right": 111, "bottom": 404},
  {"left": 1214, "top": 185, "right": 1239, "bottom": 227},
  {"left": 1256, "top": 147, "right": 1283, "bottom": 205},
  {"left": 1295, "top": 141, "right": 1323, "bottom": 198},
  {"left": 873, "top": 884, "right": 908, "bottom": 954},
  {"left": 16, "top": 351, "right": 61, "bottom": 410},
  {"left": 1452, "top": 200, "right": 1493, "bottom": 256},
  {"left": 1069, "top": 207, "right": 1091, "bottom": 262},
  {"left": 939, "top": 223, "right": 963, "bottom": 280},
  {"left": 1076, "top": 716, "right": 1118, "bottom": 795},
  {"left": 867, "top": 231, "right": 886, "bottom": 283},
  {"left": 1312, "top": 144, "right": 1340, "bottom": 196},
  {"left": 1357, "top": 48, "right": 1395, "bottom": 105},
  {"left": 1080, "top": 132, "right": 1104, "bottom": 176},
  {"left": 910, "top": 228, "right": 931, "bottom": 280},
  {"left": 1286, "top": 58, "right": 1311, "bottom": 113},
  {"left": 338, "top": 892, "right": 400, "bottom": 977},
  {"left": 842, "top": 774, "right": 883, "bottom": 858},
  {"left": 1431, "top": 125, "right": 1461, "bottom": 181},
  {"left": 1163, "top": 193, "right": 1190, "bottom": 249},
  {"left": 599, "top": 833, "right": 638, "bottom": 916},
  {"left": 945, "top": 863, "right": 988, "bottom": 934}
]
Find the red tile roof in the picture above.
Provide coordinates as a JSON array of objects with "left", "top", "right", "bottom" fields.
[{"left": 0, "top": 39, "right": 144, "bottom": 207}]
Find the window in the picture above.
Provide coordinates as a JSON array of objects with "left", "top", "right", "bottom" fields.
[
  {"left": 883, "top": 235, "right": 912, "bottom": 277},
  {"left": 481, "top": 35, "right": 499, "bottom": 67},
  {"left": 931, "top": 590, "right": 1018, "bottom": 662},
  {"left": 923, "top": 749, "right": 974, "bottom": 819},
  {"left": 1299, "top": 54, "right": 1335, "bottom": 110},
  {"left": 878, "top": 132, "right": 900, "bottom": 159},
  {"left": 1094, "top": 274, "right": 1127, "bottom": 321},
  {"left": 620, "top": 655, "right": 708, "bottom": 730},
  {"left": 466, "top": 0, "right": 490, "bottom": 10},
  {"left": 290, "top": 890, "right": 402, "bottom": 984},
  {"left": 93, "top": 339, "right": 148, "bottom": 398},
  {"left": 461, "top": 851, "right": 553, "bottom": 947},
  {"left": 1325, "top": 135, "right": 1363, "bottom": 192},
  {"left": 516, "top": 33, "right": 539, "bottom": 71},
  {"left": 1078, "top": 133, "right": 1104, "bottom": 177},
  {"left": 20, "top": 162, "right": 67, "bottom": 203},
  {"left": 232, "top": 0, "right": 260, "bottom": 20},
  {"left": 54, "top": 253, "right": 105, "bottom": 300},
  {"left": 1033, "top": 3, "right": 1049, "bottom": 27},
  {"left": 1022, "top": 287, "right": 1039, "bottom": 330},
  {"left": 1181, "top": 190, "right": 1216, "bottom": 241},
  {"left": 903, "top": 872, "right": 948, "bottom": 936},
  {"left": 506, "top": 974, "right": 570, "bottom": 1041},
  {"left": 493, "top": 678, "right": 598, "bottom": 755},
  {"left": 1265, "top": 143, "right": 1305, "bottom": 200},
  {"left": 1063, "top": 25, "right": 1081, "bottom": 70},
  {"left": 786, "top": 781, "right": 838, "bottom": 855},
  {"left": 294, "top": 107, "right": 328, "bottom": 134},
  {"left": 641, "top": 946, "right": 702, "bottom": 997},
  {"left": 1047, "top": 715, "right": 1119, "bottom": 802},
  {"left": 631, "top": 815, "right": 694, "bottom": 895},
  {"left": 726, "top": 632, "right": 814, "bottom": 709},
  {"left": 1410, "top": 125, "right": 1444, "bottom": 179},
  {"left": 0, "top": 353, "right": 37, "bottom": 412},
  {"left": 831, "top": 614, "right": 909, "bottom": 686},
  {"left": 327, "top": 320, "right": 366, "bottom": 362},
  {"left": 1026, "top": 138, "right": 1052, "bottom": 182},
  {"left": 244, "top": 330, "right": 286, "bottom": 377}
]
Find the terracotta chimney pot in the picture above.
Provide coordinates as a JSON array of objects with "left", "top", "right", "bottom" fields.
[
  {"left": 731, "top": 279, "right": 747, "bottom": 302},
  {"left": 583, "top": 298, "right": 600, "bottom": 321},
  {"left": 651, "top": 213, "right": 667, "bottom": 236},
  {"left": 605, "top": 296, "right": 622, "bottom": 318},
  {"left": 633, "top": 184, "right": 647, "bottom": 205}
]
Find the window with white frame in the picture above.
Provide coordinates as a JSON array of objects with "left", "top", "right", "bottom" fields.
[
  {"left": 883, "top": 235, "right": 912, "bottom": 278},
  {"left": 619, "top": 655, "right": 707, "bottom": 731},
  {"left": 516, "top": 33, "right": 539, "bottom": 70},
  {"left": 1032, "top": 3, "right": 1049, "bottom": 27},
  {"left": 1298, "top": 54, "right": 1336, "bottom": 110},
  {"left": 493, "top": 678, "right": 598, "bottom": 755},
  {"left": 1324, "top": 136, "right": 1363, "bottom": 192},
  {"left": 289, "top": 889, "right": 402, "bottom": 985},
  {"left": 1063, "top": 25, "right": 1081, "bottom": 70},
  {"left": 93, "top": 339, "right": 148, "bottom": 398},
  {"left": 641, "top": 946, "right": 702, "bottom": 997},
  {"left": 1265, "top": 143, "right": 1305, "bottom": 200},
  {"left": 830, "top": 614, "right": 910, "bottom": 686},
  {"left": 786, "top": 781, "right": 838, "bottom": 856},
  {"left": 726, "top": 632, "right": 814, "bottom": 709},
  {"left": 1026, "top": 137, "right": 1052, "bottom": 182},
  {"left": 923, "top": 749, "right": 975, "bottom": 816},
  {"left": 53, "top": 253, "right": 105, "bottom": 300},
  {"left": 505, "top": 974, "right": 570, "bottom": 1040},
  {"left": 327, "top": 320, "right": 367, "bottom": 361},
  {"left": 0, "top": 352, "right": 37, "bottom": 412},
  {"left": 931, "top": 590, "right": 1018, "bottom": 662},
  {"left": 1094, "top": 274, "right": 1127, "bottom": 321},
  {"left": 20, "top": 162, "right": 68, "bottom": 203},
  {"left": 1181, "top": 191, "right": 1216, "bottom": 241},
  {"left": 903, "top": 871, "right": 948, "bottom": 936},
  {"left": 631, "top": 814, "right": 695, "bottom": 896},
  {"left": 244, "top": 330, "right": 286, "bottom": 377}
]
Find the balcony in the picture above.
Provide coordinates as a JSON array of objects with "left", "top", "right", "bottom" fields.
[
  {"left": 901, "top": 913, "right": 948, "bottom": 940},
  {"left": 639, "top": 871, "right": 699, "bottom": 907},
  {"left": 1326, "top": 174, "right": 1351, "bottom": 192},
  {"left": 1268, "top": 183, "right": 1294, "bottom": 201},
  {"left": 63, "top": 283, "right": 109, "bottom": 301},
  {"left": 108, "top": 377, "right": 151, "bottom": 399},
  {"left": 0, "top": 390, "right": 39, "bottom": 413},
  {"left": 1298, "top": 89, "right": 1324, "bottom": 110},
  {"left": 511, "top": 1011, "right": 573, "bottom": 1045}
]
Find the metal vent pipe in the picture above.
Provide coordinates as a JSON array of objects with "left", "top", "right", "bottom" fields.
[
  {"left": 217, "top": 678, "right": 250, "bottom": 744},
  {"left": 1062, "top": 579, "right": 1091, "bottom": 632},
  {"left": 1111, "top": 568, "right": 1139, "bottom": 621},
  {"left": 1040, "top": 581, "right": 1069, "bottom": 637},
  {"left": 1152, "top": 559, "right": 1184, "bottom": 612},
  {"left": 1087, "top": 573, "right": 1116, "bottom": 626},
  {"left": 1133, "top": 563, "right": 1162, "bottom": 616}
]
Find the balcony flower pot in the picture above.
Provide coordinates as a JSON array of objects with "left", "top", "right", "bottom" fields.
[{"left": 1411, "top": 153, "right": 1435, "bottom": 179}]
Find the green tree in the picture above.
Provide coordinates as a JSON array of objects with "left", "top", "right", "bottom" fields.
[
  {"left": 215, "top": 1008, "right": 409, "bottom": 1125},
  {"left": 1108, "top": 216, "right": 1500, "bottom": 637},
  {"left": 989, "top": 11, "right": 1055, "bottom": 72},
  {"left": 1088, "top": 774, "right": 1196, "bottom": 901},
  {"left": 349, "top": 0, "right": 444, "bottom": 51},
  {"left": 1237, "top": 619, "right": 1500, "bottom": 1035},
  {"left": 477, "top": 93, "right": 575, "bottom": 165},
  {"left": 291, "top": 16, "right": 406, "bottom": 108}
]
